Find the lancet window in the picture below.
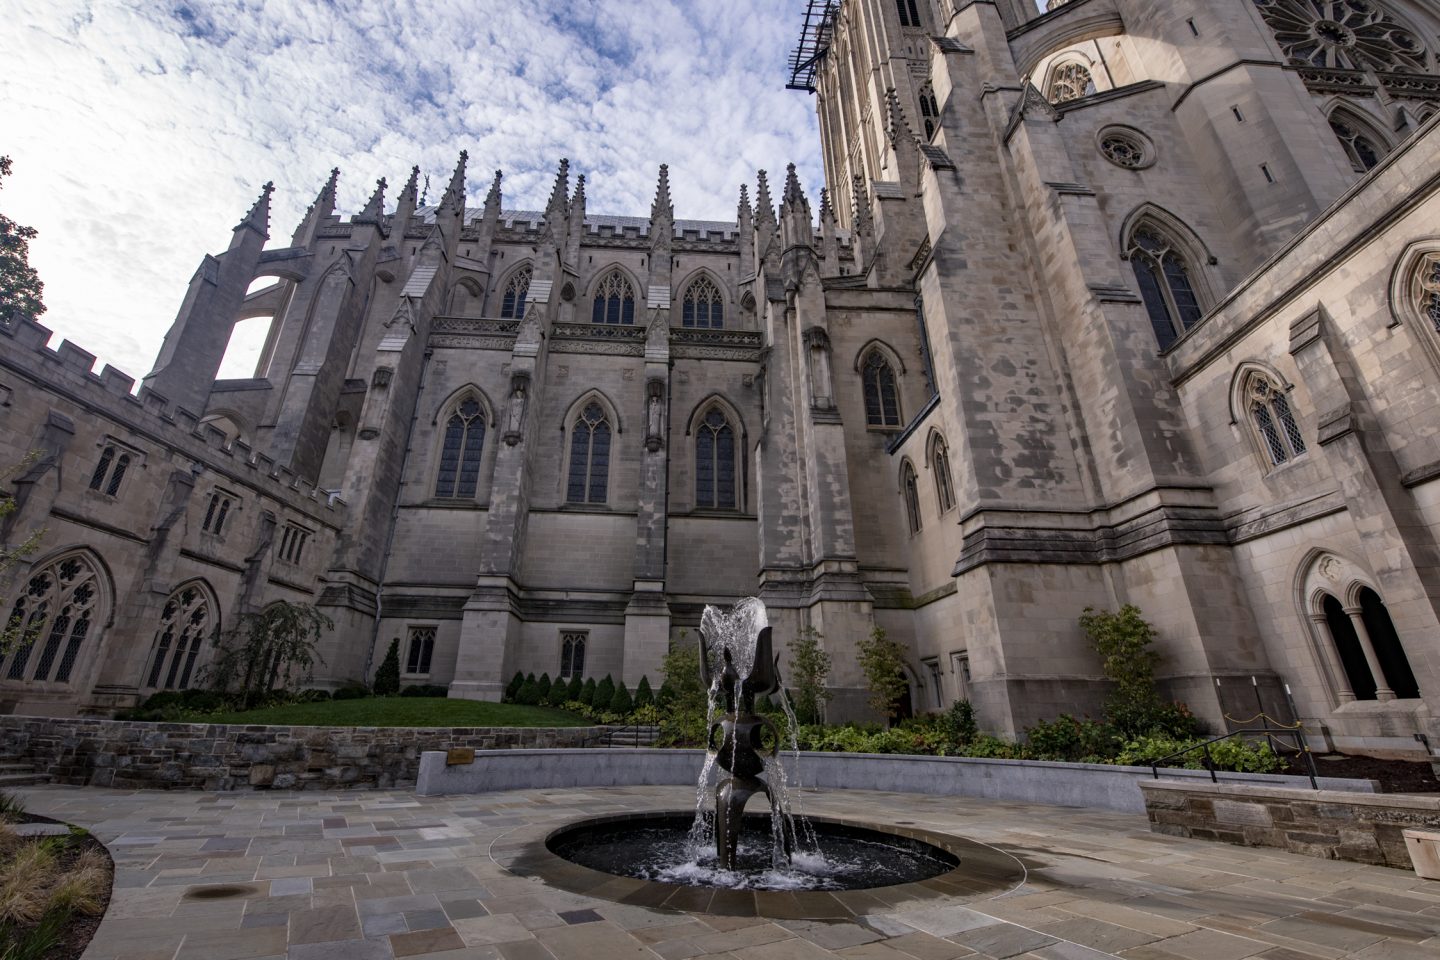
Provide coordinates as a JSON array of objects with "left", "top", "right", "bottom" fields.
[
  {"left": 560, "top": 631, "right": 587, "bottom": 679},
  {"left": 406, "top": 626, "right": 436, "bottom": 675},
  {"left": 930, "top": 433, "right": 956, "bottom": 513},
  {"left": 435, "top": 394, "right": 486, "bottom": 499},
  {"left": 918, "top": 85, "right": 940, "bottom": 138},
  {"left": 88, "top": 444, "right": 131, "bottom": 497},
  {"left": 1245, "top": 374, "right": 1307, "bottom": 466},
  {"left": 901, "top": 461, "right": 922, "bottom": 534},
  {"left": 1127, "top": 224, "right": 1205, "bottom": 350},
  {"left": 862, "top": 350, "right": 902, "bottom": 427},
  {"left": 591, "top": 271, "right": 636, "bottom": 325},
  {"left": 1329, "top": 117, "right": 1385, "bottom": 172},
  {"left": 2, "top": 553, "right": 102, "bottom": 685},
  {"left": 695, "top": 408, "right": 737, "bottom": 510},
  {"left": 895, "top": 0, "right": 921, "bottom": 28},
  {"left": 566, "top": 402, "right": 612, "bottom": 504},
  {"left": 146, "top": 583, "right": 212, "bottom": 690},
  {"left": 499, "top": 265, "right": 531, "bottom": 319},
  {"left": 682, "top": 277, "right": 724, "bottom": 328}
]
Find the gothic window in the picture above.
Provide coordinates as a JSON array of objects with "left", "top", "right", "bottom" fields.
[
  {"left": 1098, "top": 126, "right": 1153, "bottom": 169},
  {"left": 1127, "top": 224, "right": 1205, "bottom": 350},
  {"left": 405, "top": 626, "right": 436, "bottom": 675},
  {"left": 1243, "top": 374, "right": 1307, "bottom": 466},
  {"left": 201, "top": 489, "right": 237, "bottom": 536},
  {"left": 895, "top": 0, "right": 921, "bottom": 28},
  {"left": 566, "top": 402, "right": 611, "bottom": 504},
  {"left": 682, "top": 276, "right": 724, "bottom": 328},
  {"left": 930, "top": 433, "right": 956, "bottom": 513},
  {"left": 88, "top": 444, "right": 131, "bottom": 497},
  {"left": 2, "top": 553, "right": 102, "bottom": 685},
  {"left": 862, "top": 350, "right": 902, "bottom": 427},
  {"left": 1422, "top": 255, "right": 1440, "bottom": 336},
  {"left": 435, "top": 395, "right": 486, "bottom": 498},
  {"left": 560, "top": 631, "right": 587, "bottom": 679},
  {"left": 500, "top": 265, "right": 532, "bottom": 319},
  {"left": 901, "top": 461, "right": 922, "bottom": 534},
  {"left": 591, "top": 270, "right": 636, "bottom": 325},
  {"left": 1252, "top": 0, "right": 1429, "bottom": 73},
  {"left": 695, "top": 408, "right": 737, "bottom": 510},
  {"left": 276, "top": 523, "right": 312, "bottom": 564},
  {"left": 918, "top": 85, "right": 940, "bottom": 138},
  {"left": 146, "top": 583, "right": 212, "bottom": 690},
  {"left": 1328, "top": 115, "right": 1387, "bottom": 172},
  {"left": 1318, "top": 587, "right": 1420, "bottom": 700},
  {"left": 1047, "top": 60, "right": 1095, "bottom": 104}
]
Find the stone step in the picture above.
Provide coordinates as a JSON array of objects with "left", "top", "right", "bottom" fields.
[{"left": 0, "top": 772, "right": 50, "bottom": 788}]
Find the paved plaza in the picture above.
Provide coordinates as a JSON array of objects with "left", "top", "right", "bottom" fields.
[{"left": 16, "top": 783, "right": 1440, "bottom": 960}]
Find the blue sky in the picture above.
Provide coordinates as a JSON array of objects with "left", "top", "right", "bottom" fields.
[{"left": 1, "top": 0, "right": 823, "bottom": 377}]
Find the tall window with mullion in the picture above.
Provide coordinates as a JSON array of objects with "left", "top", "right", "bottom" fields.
[
  {"left": 901, "top": 461, "right": 922, "bottom": 534},
  {"left": 435, "top": 395, "right": 486, "bottom": 498},
  {"left": 88, "top": 444, "right": 132, "bottom": 497},
  {"left": 862, "top": 350, "right": 902, "bottom": 427},
  {"left": 146, "top": 584, "right": 213, "bottom": 690},
  {"left": 560, "top": 631, "right": 587, "bottom": 679},
  {"left": 499, "top": 265, "right": 532, "bottom": 319},
  {"left": 406, "top": 626, "right": 436, "bottom": 675},
  {"left": 1247, "top": 374, "right": 1307, "bottom": 466},
  {"left": 591, "top": 270, "right": 636, "bottom": 325},
  {"left": 566, "top": 402, "right": 611, "bottom": 504},
  {"left": 682, "top": 276, "right": 724, "bottom": 328},
  {"left": 1128, "top": 224, "right": 1205, "bottom": 350},
  {"left": 695, "top": 408, "right": 737, "bottom": 509},
  {"left": 2, "top": 553, "right": 101, "bottom": 685}
]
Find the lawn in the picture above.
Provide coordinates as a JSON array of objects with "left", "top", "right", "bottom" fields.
[{"left": 199, "top": 697, "right": 591, "bottom": 728}]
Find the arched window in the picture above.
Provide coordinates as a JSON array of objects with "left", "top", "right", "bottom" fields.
[
  {"left": 499, "top": 265, "right": 532, "bottom": 319},
  {"left": 901, "top": 461, "right": 922, "bottom": 534},
  {"left": 2, "top": 553, "right": 102, "bottom": 684},
  {"left": 930, "top": 433, "right": 956, "bottom": 513},
  {"left": 862, "top": 350, "right": 902, "bottom": 427},
  {"left": 1328, "top": 113, "right": 1388, "bottom": 172},
  {"left": 567, "top": 402, "right": 612, "bottom": 504},
  {"left": 405, "top": 626, "right": 436, "bottom": 675},
  {"left": 1254, "top": 0, "right": 1429, "bottom": 72},
  {"left": 1318, "top": 588, "right": 1420, "bottom": 701},
  {"left": 682, "top": 277, "right": 724, "bottom": 329},
  {"left": 1423, "top": 255, "right": 1440, "bottom": 337},
  {"left": 918, "top": 85, "right": 940, "bottom": 138},
  {"left": 146, "top": 583, "right": 213, "bottom": 690},
  {"left": 88, "top": 445, "right": 131, "bottom": 497},
  {"left": 1127, "top": 224, "right": 1205, "bottom": 350},
  {"left": 1244, "top": 373, "right": 1307, "bottom": 466},
  {"left": 1047, "top": 60, "right": 1095, "bottom": 104},
  {"left": 435, "top": 395, "right": 486, "bottom": 498},
  {"left": 895, "top": 0, "right": 921, "bottom": 28},
  {"left": 591, "top": 271, "right": 636, "bottom": 325},
  {"left": 695, "top": 408, "right": 737, "bottom": 509},
  {"left": 561, "top": 631, "right": 587, "bottom": 679}
]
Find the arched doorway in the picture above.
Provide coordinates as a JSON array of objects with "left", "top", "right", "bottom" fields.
[
  {"left": 1358, "top": 588, "right": 1420, "bottom": 699},
  {"left": 1322, "top": 594, "right": 1376, "bottom": 700}
]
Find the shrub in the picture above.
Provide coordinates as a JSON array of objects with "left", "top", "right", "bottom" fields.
[
  {"left": 516, "top": 676, "right": 541, "bottom": 706},
  {"left": 566, "top": 675, "right": 583, "bottom": 701},
  {"left": 296, "top": 689, "right": 332, "bottom": 703},
  {"left": 656, "top": 679, "right": 675, "bottom": 707},
  {"left": 594, "top": 675, "right": 615, "bottom": 712},
  {"left": 856, "top": 625, "right": 908, "bottom": 723},
  {"left": 1024, "top": 715, "right": 1122, "bottom": 763},
  {"left": 633, "top": 676, "right": 654, "bottom": 709},
  {"left": 1113, "top": 734, "right": 1283, "bottom": 773},
  {"left": 542, "top": 677, "right": 569, "bottom": 708},
  {"left": 580, "top": 677, "right": 596, "bottom": 706},
  {"left": 610, "top": 680, "right": 633, "bottom": 715},
  {"left": 332, "top": 685, "right": 369, "bottom": 701},
  {"left": 1080, "top": 604, "right": 1199, "bottom": 738},
  {"left": 504, "top": 671, "right": 525, "bottom": 703},
  {"left": 945, "top": 699, "right": 979, "bottom": 748},
  {"left": 373, "top": 638, "right": 401, "bottom": 696},
  {"left": 537, "top": 673, "right": 552, "bottom": 703},
  {"left": 203, "top": 601, "right": 332, "bottom": 709},
  {"left": 787, "top": 627, "right": 833, "bottom": 725}
]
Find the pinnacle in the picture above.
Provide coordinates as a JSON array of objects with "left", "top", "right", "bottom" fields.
[
  {"left": 651, "top": 164, "right": 673, "bottom": 222},
  {"left": 756, "top": 170, "right": 775, "bottom": 223},
  {"left": 357, "top": 177, "right": 387, "bottom": 223},
  {"left": 315, "top": 167, "right": 340, "bottom": 209},
  {"left": 238, "top": 181, "right": 274, "bottom": 234},
  {"left": 399, "top": 165, "right": 421, "bottom": 203},
  {"left": 572, "top": 173, "right": 586, "bottom": 208},
  {"left": 440, "top": 150, "right": 468, "bottom": 213},
  {"left": 783, "top": 163, "right": 806, "bottom": 206},
  {"left": 485, "top": 169, "right": 503, "bottom": 207},
  {"left": 546, "top": 157, "right": 570, "bottom": 213},
  {"left": 885, "top": 87, "right": 914, "bottom": 145},
  {"left": 819, "top": 186, "right": 833, "bottom": 221}
]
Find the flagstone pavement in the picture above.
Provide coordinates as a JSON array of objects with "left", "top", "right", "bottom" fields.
[{"left": 15, "top": 782, "right": 1440, "bottom": 960}]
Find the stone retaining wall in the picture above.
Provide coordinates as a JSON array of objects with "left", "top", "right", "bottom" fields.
[
  {"left": 1139, "top": 780, "right": 1440, "bottom": 868},
  {"left": 0, "top": 716, "right": 604, "bottom": 791}
]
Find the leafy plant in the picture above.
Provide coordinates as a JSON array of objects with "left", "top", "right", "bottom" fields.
[
  {"left": 1024, "top": 714, "right": 1122, "bottom": 763},
  {"left": 566, "top": 674, "right": 583, "bottom": 701},
  {"left": 594, "top": 675, "right": 615, "bottom": 713},
  {"left": 945, "top": 699, "right": 979, "bottom": 748},
  {"left": 0, "top": 157, "right": 46, "bottom": 324},
  {"left": 610, "top": 680, "right": 633, "bottom": 715},
  {"left": 1080, "top": 605, "right": 1199, "bottom": 738},
  {"left": 656, "top": 632, "right": 709, "bottom": 746},
  {"left": 373, "top": 639, "right": 401, "bottom": 696},
  {"left": 504, "top": 671, "right": 525, "bottom": 703},
  {"left": 786, "top": 627, "right": 833, "bottom": 725},
  {"left": 634, "top": 675, "right": 654, "bottom": 709},
  {"left": 203, "top": 601, "right": 332, "bottom": 710},
  {"left": 580, "top": 677, "right": 596, "bottom": 706},
  {"left": 856, "top": 625, "right": 909, "bottom": 723}
]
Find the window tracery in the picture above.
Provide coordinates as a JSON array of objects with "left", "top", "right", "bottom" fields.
[
  {"left": 1127, "top": 224, "right": 1205, "bottom": 350},
  {"left": 146, "top": 583, "right": 212, "bottom": 690},
  {"left": 682, "top": 276, "right": 724, "bottom": 328},
  {"left": 918, "top": 85, "right": 940, "bottom": 139},
  {"left": 499, "top": 265, "right": 531, "bottom": 319},
  {"left": 695, "top": 408, "right": 737, "bottom": 510},
  {"left": 1099, "top": 128, "right": 1152, "bottom": 169},
  {"left": 1328, "top": 116, "right": 1386, "bottom": 170},
  {"left": 930, "top": 434, "right": 956, "bottom": 513},
  {"left": 435, "top": 395, "right": 486, "bottom": 498},
  {"left": 566, "top": 402, "right": 611, "bottom": 504},
  {"left": 591, "top": 271, "right": 636, "bottom": 325},
  {"left": 1047, "top": 60, "right": 1095, "bottom": 104},
  {"left": 862, "top": 351, "right": 902, "bottom": 427},
  {"left": 2, "top": 553, "right": 102, "bottom": 685},
  {"left": 88, "top": 444, "right": 131, "bottom": 497},
  {"left": 1253, "top": 0, "right": 1429, "bottom": 73},
  {"left": 1246, "top": 374, "right": 1308, "bottom": 466},
  {"left": 406, "top": 626, "right": 436, "bottom": 675},
  {"left": 560, "top": 631, "right": 587, "bottom": 679}
]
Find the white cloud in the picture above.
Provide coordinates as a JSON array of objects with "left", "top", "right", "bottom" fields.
[{"left": 0, "top": 0, "right": 823, "bottom": 378}]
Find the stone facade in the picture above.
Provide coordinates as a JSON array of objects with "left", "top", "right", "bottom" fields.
[{"left": 2, "top": 0, "right": 1440, "bottom": 752}]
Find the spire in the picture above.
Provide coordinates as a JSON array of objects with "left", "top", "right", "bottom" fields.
[
  {"left": 737, "top": 183, "right": 752, "bottom": 221},
  {"left": 484, "top": 168, "right": 503, "bottom": 212},
  {"left": 289, "top": 168, "right": 338, "bottom": 246},
  {"left": 884, "top": 87, "right": 914, "bottom": 147},
  {"left": 571, "top": 173, "right": 586, "bottom": 212},
  {"left": 355, "top": 176, "right": 387, "bottom": 226},
  {"left": 779, "top": 163, "right": 813, "bottom": 252},
  {"left": 651, "top": 164, "right": 673, "bottom": 223},
  {"left": 783, "top": 163, "right": 806, "bottom": 206},
  {"left": 546, "top": 157, "right": 571, "bottom": 215},
  {"left": 394, "top": 165, "right": 421, "bottom": 227},
  {"left": 236, "top": 181, "right": 274, "bottom": 237},
  {"left": 439, "top": 150, "right": 468, "bottom": 215},
  {"left": 755, "top": 169, "right": 776, "bottom": 226},
  {"left": 818, "top": 186, "right": 833, "bottom": 222}
]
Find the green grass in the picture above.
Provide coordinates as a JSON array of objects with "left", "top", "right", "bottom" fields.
[{"left": 199, "top": 697, "right": 591, "bottom": 728}]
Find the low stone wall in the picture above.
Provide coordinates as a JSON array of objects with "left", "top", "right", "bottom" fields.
[
  {"left": 417, "top": 749, "right": 1380, "bottom": 814},
  {"left": 0, "top": 716, "right": 605, "bottom": 791},
  {"left": 1139, "top": 780, "right": 1440, "bottom": 868}
]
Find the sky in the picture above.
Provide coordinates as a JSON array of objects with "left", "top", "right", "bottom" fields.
[{"left": 1, "top": 0, "right": 824, "bottom": 380}]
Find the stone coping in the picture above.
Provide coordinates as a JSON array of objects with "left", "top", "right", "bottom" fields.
[
  {"left": 1138, "top": 779, "right": 1440, "bottom": 810},
  {"left": 488, "top": 809, "right": 1026, "bottom": 919}
]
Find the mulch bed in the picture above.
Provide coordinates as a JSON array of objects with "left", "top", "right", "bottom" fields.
[
  {"left": 1284, "top": 753, "right": 1440, "bottom": 793},
  {"left": 3, "top": 814, "right": 114, "bottom": 960}
]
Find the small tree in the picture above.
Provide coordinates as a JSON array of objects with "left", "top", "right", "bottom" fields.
[
  {"left": 633, "top": 675, "right": 654, "bottom": 709},
  {"left": 204, "top": 601, "right": 332, "bottom": 709},
  {"left": 566, "top": 674, "right": 583, "bottom": 701},
  {"left": 504, "top": 671, "right": 525, "bottom": 702},
  {"left": 856, "top": 625, "right": 909, "bottom": 723},
  {"left": 659, "top": 632, "right": 709, "bottom": 744},
  {"left": 0, "top": 156, "right": 46, "bottom": 323},
  {"left": 786, "top": 626, "right": 833, "bottom": 725},
  {"left": 610, "top": 680, "right": 633, "bottom": 715},
  {"left": 373, "top": 638, "right": 401, "bottom": 696},
  {"left": 537, "top": 672, "right": 552, "bottom": 703},
  {"left": 543, "top": 676, "right": 568, "bottom": 707},
  {"left": 594, "top": 674, "right": 616, "bottom": 712},
  {"left": 1080, "top": 604, "right": 1194, "bottom": 737},
  {"left": 516, "top": 675, "right": 541, "bottom": 705},
  {"left": 580, "top": 677, "right": 596, "bottom": 706}
]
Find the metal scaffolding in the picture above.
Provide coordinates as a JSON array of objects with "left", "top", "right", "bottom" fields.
[{"left": 786, "top": 1, "right": 839, "bottom": 93}]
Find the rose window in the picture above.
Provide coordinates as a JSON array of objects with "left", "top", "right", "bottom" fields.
[
  {"left": 1100, "top": 131, "right": 1149, "bottom": 168},
  {"left": 1253, "top": 1, "right": 1429, "bottom": 72}
]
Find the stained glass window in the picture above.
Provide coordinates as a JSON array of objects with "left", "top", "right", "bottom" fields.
[
  {"left": 695, "top": 409, "right": 737, "bottom": 509},
  {"left": 1048, "top": 61, "right": 1095, "bottom": 104},
  {"left": 500, "top": 265, "right": 531, "bottom": 319},
  {"left": 146, "top": 584, "right": 212, "bottom": 689},
  {"left": 862, "top": 351, "right": 902, "bottom": 427},
  {"left": 591, "top": 271, "right": 636, "bottom": 325},
  {"left": 931, "top": 434, "right": 956, "bottom": 513},
  {"left": 1249, "top": 375, "right": 1307, "bottom": 466},
  {"left": 1253, "top": 0, "right": 1429, "bottom": 72},
  {"left": 435, "top": 395, "right": 486, "bottom": 498},
  {"left": 561, "top": 631, "right": 587, "bottom": 679},
  {"left": 682, "top": 277, "right": 724, "bottom": 328},
  {"left": 88, "top": 445, "right": 131, "bottom": 497},
  {"left": 1128, "top": 225, "right": 1205, "bottom": 350},
  {"left": 567, "top": 403, "right": 611, "bottom": 503},
  {"left": 895, "top": 0, "right": 921, "bottom": 27},
  {"left": 902, "top": 462, "right": 922, "bottom": 534},
  {"left": 2, "top": 553, "right": 101, "bottom": 684},
  {"left": 406, "top": 626, "right": 436, "bottom": 674},
  {"left": 1329, "top": 117, "right": 1385, "bottom": 172}
]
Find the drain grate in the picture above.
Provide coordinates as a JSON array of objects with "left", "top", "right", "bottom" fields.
[{"left": 182, "top": 884, "right": 257, "bottom": 900}]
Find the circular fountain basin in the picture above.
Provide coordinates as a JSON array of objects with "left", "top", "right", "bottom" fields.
[{"left": 495, "top": 810, "right": 1025, "bottom": 918}]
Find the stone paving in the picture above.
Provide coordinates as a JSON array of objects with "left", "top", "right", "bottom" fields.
[{"left": 15, "top": 783, "right": 1440, "bottom": 960}]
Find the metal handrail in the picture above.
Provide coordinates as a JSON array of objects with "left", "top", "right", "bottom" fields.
[{"left": 1149, "top": 723, "right": 1320, "bottom": 790}]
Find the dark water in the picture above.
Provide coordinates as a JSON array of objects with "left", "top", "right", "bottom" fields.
[{"left": 547, "top": 814, "right": 959, "bottom": 891}]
